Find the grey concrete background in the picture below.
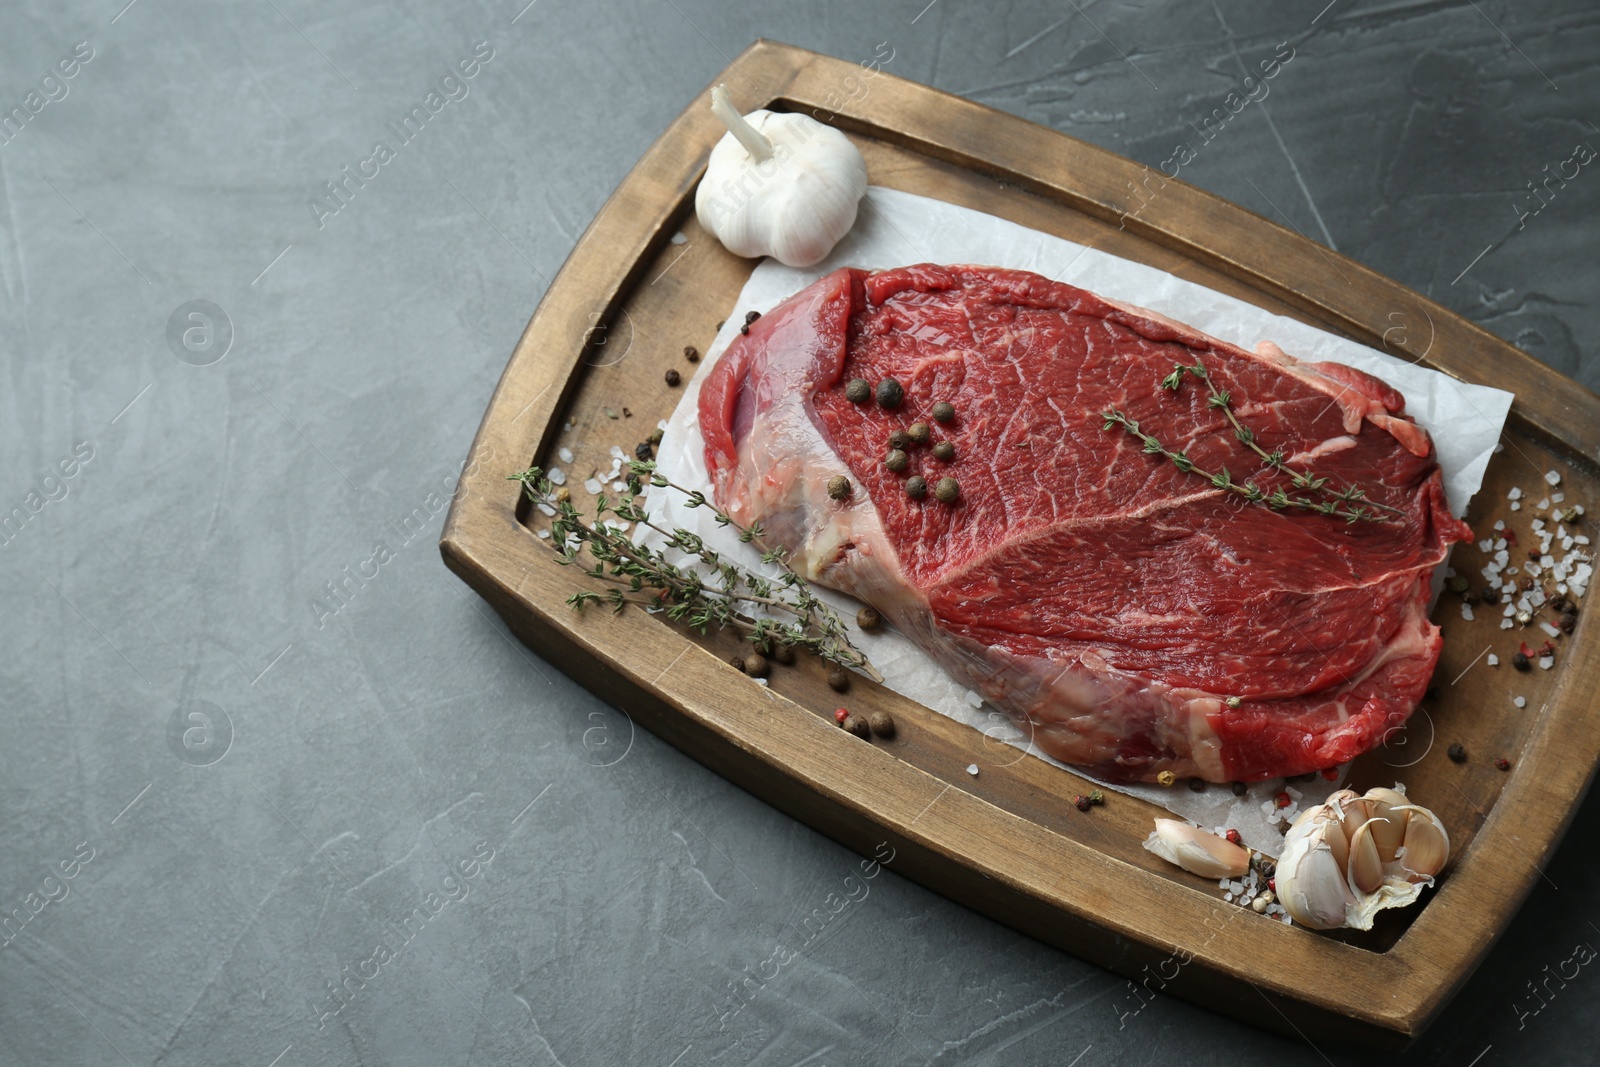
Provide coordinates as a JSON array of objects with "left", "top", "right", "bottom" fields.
[{"left": 1, "top": 0, "right": 1595, "bottom": 1064}]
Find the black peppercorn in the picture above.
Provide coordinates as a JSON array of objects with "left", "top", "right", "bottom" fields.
[
  {"left": 1447, "top": 742, "right": 1466, "bottom": 763},
  {"left": 635, "top": 441, "right": 654, "bottom": 461},
  {"left": 745, "top": 310, "right": 761, "bottom": 325},
  {"left": 907, "top": 422, "right": 930, "bottom": 445},
  {"left": 905, "top": 476, "right": 928, "bottom": 500},
  {"left": 934, "top": 477, "right": 959, "bottom": 504},
  {"left": 827, "top": 666, "right": 850, "bottom": 692},
  {"left": 845, "top": 378, "right": 871, "bottom": 403},
  {"left": 827, "top": 475, "right": 852, "bottom": 500},
  {"left": 885, "top": 449, "right": 909, "bottom": 473},
  {"left": 867, "top": 711, "right": 896, "bottom": 738},
  {"left": 684, "top": 345, "right": 700, "bottom": 363},
  {"left": 932, "top": 440, "right": 955, "bottom": 462},
  {"left": 1231, "top": 781, "right": 1247, "bottom": 796},
  {"left": 876, "top": 378, "right": 904, "bottom": 409},
  {"left": 1187, "top": 777, "right": 1206, "bottom": 792},
  {"left": 1561, "top": 613, "right": 1577, "bottom": 633},
  {"left": 1513, "top": 651, "right": 1531, "bottom": 671},
  {"left": 664, "top": 368, "right": 681, "bottom": 386},
  {"left": 856, "top": 606, "right": 882, "bottom": 631},
  {"left": 931, "top": 401, "right": 955, "bottom": 423}
]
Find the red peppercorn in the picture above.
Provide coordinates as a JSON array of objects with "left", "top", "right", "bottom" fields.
[
  {"left": 1495, "top": 757, "right": 1512, "bottom": 771},
  {"left": 1321, "top": 768, "right": 1339, "bottom": 780},
  {"left": 1225, "top": 829, "right": 1242, "bottom": 846},
  {"left": 1274, "top": 792, "right": 1291, "bottom": 809},
  {"left": 1268, "top": 878, "right": 1276, "bottom": 893},
  {"left": 834, "top": 707, "right": 849, "bottom": 724},
  {"left": 1504, "top": 529, "right": 1518, "bottom": 546},
  {"left": 1073, "top": 795, "right": 1091, "bottom": 812}
]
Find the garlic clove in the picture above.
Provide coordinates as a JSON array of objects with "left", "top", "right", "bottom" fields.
[
  {"left": 1143, "top": 819, "right": 1250, "bottom": 879},
  {"left": 1396, "top": 807, "right": 1450, "bottom": 881},
  {"left": 1346, "top": 819, "right": 1386, "bottom": 896},
  {"left": 1276, "top": 821, "right": 1358, "bottom": 930}
]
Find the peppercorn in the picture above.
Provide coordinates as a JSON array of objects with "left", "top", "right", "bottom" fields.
[
  {"left": 827, "top": 475, "right": 852, "bottom": 500},
  {"left": 876, "top": 378, "right": 905, "bottom": 409},
  {"left": 907, "top": 421, "right": 931, "bottom": 445},
  {"left": 1073, "top": 795, "right": 1092, "bottom": 812},
  {"left": 1512, "top": 651, "right": 1531, "bottom": 671},
  {"left": 716, "top": 320, "right": 725, "bottom": 331},
  {"left": 1561, "top": 611, "right": 1577, "bottom": 633},
  {"left": 856, "top": 606, "right": 882, "bottom": 631},
  {"left": 1224, "top": 828, "right": 1242, "bottom": 845},
  {"left": 1274, "top": 791, "right": 1291, "bottom": 809},
  {"left": 888, "top": 429, "right": 912, "bottom": 451},
  {"left": 1448, "top": 575, "right": 1468, "bottom": 593},
  {"left": 1461, "top": 590, "right": 1478, "bottom": 606},
  {"left": 1231, "top": 781, "right": 1247, "bottom": 796},
  {"left": 885, "top": 449, "right": 909, "bottom": 473},
  {"left": 833, "top": 707, "right": 850, "bottom": 724},
  {"left": 906, "top": 476, "right": 928, "bottom": 500},
  {"left": 931, "top": 440, "right": 955, "bottom": 462},
  {"left": 739, "top": 310, "right": 760, "bottom": 335},
  {"left": 1259, "top": 860, "right": 1276, "bottom": 880},
  {"left": 1495, "top": 757, "right": 1512, "bottom": 771},
  {"left": 664, "top": 368, "right": 681, "bottom": 387},
  {"left": 554, "top": 487, "right": 571, "bottom": 504},
  {"left": 635, "top": 441, "right": 654, "bottom": 461},
  {"left": 1251, "top": 894, "right": 1271, "bottom": 914},
  {"left": 1550, "top": 594, "right": 1572, "bottom": 614},
  {"left": 931, "top": 401, "right": 955, "bottom": 423},
  {"left": 934, "top": 477, "right": 959, "bottom": 504},
  {"left": 1156, "top": 771, "right": 1177, "bottom": 787},
  {"left": 867, "top": 710, "right": 896, "bottom": 738},
  {"left": 649, "top": 427, "right": 665, "bottom": 445},
  {"left": 684, "top": 345, "right": 700, "bottom": 363},
  {"left": 827, "top": 666, "right": 849, "bottom": 692},
  {"left": 845, "top": 378, "right": 871, "bottom": 403},
  {"left": 1447, "top": 742, "right": 1466, "bottom": 763},
  {"left": 842, "top": 713, "right": 871, "bottom": 739},
  {"left": 730, "top": 655, "right": 745, "bottom": 672},
  {"left": 1188, "top": 777, "right": 1206, "bottom": 792},
  {"left": 743, "top": 652, "right": 769, "bottom": 678},
  {"left": 773, "top": 642, "right": 796, "bottom": 665},
  {"left": 1087, "top": 789, "right": 1105, "bottom": 805}
]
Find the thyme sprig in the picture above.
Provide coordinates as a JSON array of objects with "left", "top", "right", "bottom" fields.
[
  {"left": 1100, "top": 410, "right": 1383, "bottom": 523},
  {"left": 1157, "top": 360, "right": 1404, "bottom": 521},
  {"left": 510, "top": 461, "right": 881, "bottom": 682}
]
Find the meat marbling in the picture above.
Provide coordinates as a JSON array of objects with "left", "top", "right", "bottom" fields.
[{"left": 699, "top": 264, "right": 1472, "bottom": 783}]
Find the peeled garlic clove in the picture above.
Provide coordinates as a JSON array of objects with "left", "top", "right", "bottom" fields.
[
  {"left": 1346, "top": 819, "right": 1386, "bottom": 896},
  {"left": 1396, "top": 806, "right": 1450, "bottom": 881},
  {"left": 1143, "top": 819, "right": 1250, "bottom": 879},
  {"left": 1276, "top": 821, "right": 1358, "bottom": 930}
]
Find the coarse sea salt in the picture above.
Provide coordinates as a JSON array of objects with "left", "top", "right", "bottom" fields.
[
  {"left": 558, "top": 446, "right": 575, "bottom": 464},
  {"left": 964, "top": 689, "right": 984, "bottom": 708},
  {"left": 548, "top": 467, "right": 567, "bottom": 486},
  {"left": 1546, "top": 470, "right": 1562, "bottom": 486},
  {"left": 584, "top": 478, "right": 603, "bottom": 495},
  {"left": 1461, "top": 603, "right": 1474, "bottom": 621},
  {"left": 1487, "top": 653, "right": 1500, "bottom": 666},
  {"left": 1540, "top": 656, "right": 1554, "bottom": 670},
  {"left": 1508, "top": 487, "right": 1522, "bottom": 501},
  {"left": 1514, "top": 696, "right": 1527, "bottom": 708}
]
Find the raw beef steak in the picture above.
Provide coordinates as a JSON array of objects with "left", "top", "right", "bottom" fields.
[{"left": 699, "top": 265, "right": 1472, "bottom": 783}]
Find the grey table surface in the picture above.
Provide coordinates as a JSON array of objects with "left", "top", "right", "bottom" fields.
[{"left": 2, "top": 1, "right": 1597, "bottom": 1064}]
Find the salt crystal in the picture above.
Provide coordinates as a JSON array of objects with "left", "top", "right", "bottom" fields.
[
  {"left": 1540, "top": 621, "right": 1561, "bottom": 638},
  {"left": 1286, "top": 786, "right": 1302, "bottom": 800},
  {"left": 964, "top": 689, "right": 984, "bottom": 708},
  {"left": 1545, "top": 470, "right": 1562, "bottom": 486},
  {"left": 754, "top": 677, "right": 769, "bottom": 686},
  {"left": 1553, "top": 492, "right": 1565, "bottom": 503},
  {"left": 1542, "top": 555, "right": 1555, "bottom": 568},
  {"left": 1487, "top": 653, "right": 1500, "bottom": 666},
  {"left": 612, "top": 481, "right": 628, "bottom": 492},
  {"left": 1533, "top": 520, "right": 1546, "bottom": 531},
  {"left": 1508, "top": 487, "right": 1522, "bottom": 501},
  {"left": 1578, "top": 536, "right": 1592, "bottom": 546},
  {"left": 1511, "top": 501, "right": 1522, "bottom": 511},
  {"left": 657, "top": 419, "right": 670, "bottom": 431},
  {"left": 1493, "top": 520, "right": 1506, "bottom": 531},
  {"left": 558, "top": 447, "right": 575, "bottom": 464},
  {"left": 609, "top": 445, "right": 625, "bottom": 459},
  {"left": 1540, "top": 656, "right": 1554, "bottom": 670},
  {"left": 966, "top": 764, "right": 979, "bottom": 776},
  {"left": 548, "top": 467, "right": 567, "bottom": 486},
  {"left": 1461, "top": 603, "right": 1475, "bottom": 621},
  {"left": 537, "top": 529, "right": 551, "bottom": 539},
  {"left": 1224, "top": 893, "right": 1235, "bottom": 903},
  {"left": 1501, "top": 619, "right": 1515, "bottom": 629},
  {"left": 584, "top": 478, "right": 603, "bottom": 494},
  {"left": 1478, "top": 539, "right": 1494, "bottom": 552},
  {"left": 1495, "top": 443, "right": 1506, "bottom": 453},
  {"left": 536, "top": 502, "right": 556, "bottom": 517},
  {"left": 1514, "top": 696, "right": 1527, "bottom": 708},
  {"left": 1537, "top": 498, "right": 1550, "bottom": 510}
]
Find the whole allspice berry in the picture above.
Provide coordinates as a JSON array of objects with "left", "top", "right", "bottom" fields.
[
  {"left": 827, "top": 475, "right": 852, "bottom": 501},
  {"left": 876, "top": 378, "right": 905, "bottom": 409},
  {"left": 907, "top": 421, "right": 931, "bottom": 445},
  {"left": 845, "top": 378, "right": 871, "bottom": 404},
  {"left": 664, "top": 368, "right": 681, "bottom": 387},
  {"left": 856, "top": 606, "right": 882, "bottom": 631},
  {"left": 934, "top": 476, "right": 960, "bottom": 504},
  {"left": 827, "top": 666, "right": 850, "bottom": 692},
  {"left": 885, "top": 449, "right": 909, "bottom": 473},
  {"left": 867, "top": 710, "right": 896, "bottom": 738},
  {"left": 842, "top": 713, "right": 872, "bottom": 739},
  {"left": 773, "top": 642, "right": 797, "bottom": 665},
  {"left": 742, "top": 652, "right": 769, "bottom": 678},
  {"left": 932, "top": 440, "right": 955, "bottom": 462},
  {"left": 888, "top": 429, "right": 912, "bottom": 451},
  {"left": 931, "top": 401, "right": 955, "bottom": 423},
  {"left": 906, "top": 476, "right": 928, "bottom": 500}
]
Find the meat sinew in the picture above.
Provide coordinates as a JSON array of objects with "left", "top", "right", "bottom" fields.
[{"left": 700, "top": 265, "right": 1472, "bottom": 783}]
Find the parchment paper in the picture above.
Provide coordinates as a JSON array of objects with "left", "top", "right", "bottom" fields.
[{"left": 642, "top": 187, "right": 1513, "bottom": 856}]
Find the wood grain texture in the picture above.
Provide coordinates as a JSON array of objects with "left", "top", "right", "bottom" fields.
[{"left": 441, "top": 40, "right": 1600, "bottom": 1046}]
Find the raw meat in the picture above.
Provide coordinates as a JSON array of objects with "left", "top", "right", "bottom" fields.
[{"left": 699, "top": 265, "right": 1472, "bottom": 783}]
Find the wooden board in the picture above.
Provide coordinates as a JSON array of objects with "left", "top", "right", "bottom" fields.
[{"left": 440, "top": 40, "right": 1600, "bottom": 1046}]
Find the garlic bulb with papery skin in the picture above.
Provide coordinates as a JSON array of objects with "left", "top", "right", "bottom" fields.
[
  {"left": 695, "top": 84, "right": 867, "bottom": 268},
  {"left": 1143, "top": 819, "right": 1251, "bottom": 879},
  {"left": 1276, "top": 786, "right": 1449, "bottom": 931}
]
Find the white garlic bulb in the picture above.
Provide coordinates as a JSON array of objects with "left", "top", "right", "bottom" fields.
[
  {"left": 1275, "top": 786, "right": 1449, "bottom": 930},
  {"left": 1143, "top": 819, "right": 1251, "bottom": 879},
  {"left": 694, "top": 84, "right": 868, "bottom": 268}
]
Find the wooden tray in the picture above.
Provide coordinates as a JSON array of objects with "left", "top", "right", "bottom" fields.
[{"left": 441, "top": 40, "right": 1600, "bottom": 1046}]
